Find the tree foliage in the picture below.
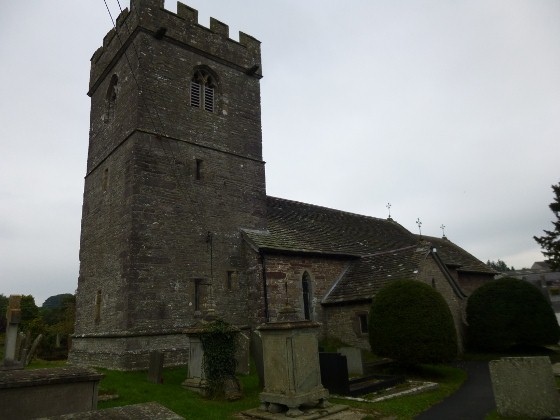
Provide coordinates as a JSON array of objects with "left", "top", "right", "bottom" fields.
[
  {"left": 486, "top": 259, "right": 514, "bottom": 272},
  {"left": 368, "top": 279, "right": 458, "bottom": 365},
  {"left": 0, "top": 295, "right": 40, "bottom": 333},
  {"left": 20, "top": 295, "right": 40, "bottom": 331},
  {"left": 466, "top": 277, "right": 560, "bottom": 351},
  {"left": 534, "top": 182, "right": 560, "bottom": 270},
  {"left": 42, "top": 293, "right": 74, "bottom": 310},
  {"left": 0, "top": 293, "right": 75, "bottom": 360}
]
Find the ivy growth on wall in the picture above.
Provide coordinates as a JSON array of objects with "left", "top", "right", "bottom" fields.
[{"left": 200, "top": 319, "right": 238, "bottom": 397}]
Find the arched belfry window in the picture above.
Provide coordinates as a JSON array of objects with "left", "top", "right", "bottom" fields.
[
  {"left": 190, "top": 69, "right": 216, "bottom": 113},
  {"left": 302, "top": 271, "right": 312, "bottom": 320}
]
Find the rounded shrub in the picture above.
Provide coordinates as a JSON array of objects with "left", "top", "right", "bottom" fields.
[
  {"left": 368, "top": 279, "right": 458, "bottom": 365},
  {"left": 466, "top": 277, "right": 560, "bottom": 351}
]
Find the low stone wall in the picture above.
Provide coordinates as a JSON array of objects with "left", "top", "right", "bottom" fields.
[{"left": 0, "top": 366, "right": 103, "bottom": 420}]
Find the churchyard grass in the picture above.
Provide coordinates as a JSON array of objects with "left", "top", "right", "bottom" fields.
[
  {"left": 94, "top": 362, "right": 465, "bottom": 419},
  {"left": 97, "top": 365, "right": 262, "bottom": 419}
]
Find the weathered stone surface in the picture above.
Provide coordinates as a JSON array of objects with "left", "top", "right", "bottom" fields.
[
  {"left": 147, "top": 350, "right": 164, "bottom": 383},
  {"left": 0, "top": 367, "right": 103, "bottom": 420},
  {"left": 258, "top": 321, "right": 330, "bottom": 415},
  {"left": 490, "top": 356, "right": 560, "bottom": 418},
  {"left": 182, "top": 335, "right": 207, "bottom": 395},
  {"left": 3, "top": 295, "right": 22, "bottom": 365},
  {"left": 72, "top": 0, "right": 266, "bottom": 371},
  {"left": 38, "top": 402, "right": 184, "bottom": 419},
  {"left": 337, "top": 347, "right": 363, "bottom": 376}
]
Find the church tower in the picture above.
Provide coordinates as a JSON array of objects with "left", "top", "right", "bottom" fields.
[{"left": 70, "top": 0, "right": 266, "bottom": 369}]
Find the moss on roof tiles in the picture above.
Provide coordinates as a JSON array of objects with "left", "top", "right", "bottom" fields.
[
  {"left": 244, "top": 196, "right": 417, "bottom": 256},
  {"left": 420, "top": 235, "right": 496, "bottom": 274},
  {"left": 323, "top": 245, "right": 430, "bottom": 304}
]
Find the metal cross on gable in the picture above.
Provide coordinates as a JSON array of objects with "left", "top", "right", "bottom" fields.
[
  {"left": 416, "top": 218, "right": 422, "bottom": 236},
  {"left": 386, "top": 202, "right": 392, "bottom": 219},
  {"left": 440, "top": 224, "right": 446, "bottom": 237}
]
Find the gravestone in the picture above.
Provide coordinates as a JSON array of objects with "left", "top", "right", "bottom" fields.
[
  {"left": 337, "top": 347, "right": 363, "bottom": 376},
  {"left": 319, "top": 352, "right": 349, "bottom": 395},
  {"left": 182, "top": 330, "right": 207, "bottom": 395},
  {"left": 3, "top": 295, "right": 23, "bottom": 369},
  {"left": 257, "top": 308, "right": 330, "bottom": 417},
  {"left": 182, "top": 321, "right": 242, "bottom": 397},
  {"left": 235, "top": 326, "right": 251, "bottom": 375},
  {"left": 489, "top": 356, "right": 560, "bottom": 418},
  {"left": 147, "top": 351, "right": 164, "bottom": 384}
]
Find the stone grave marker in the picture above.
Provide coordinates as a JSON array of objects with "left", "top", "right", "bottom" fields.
[
  {"left": 147, "top": 351, "right": 164, "bottom": 383},
  {"left": 489, "top": 356, "right": 560, "bottom": 418},
  {"left": 337, "top": 347, "right": 363, "bottom": 376},
  {"left": 257, "top": 307, "right": 330, "bottom": 417},
  {"left": 3, "top": 295, "right": 23, "bottom": 369}
]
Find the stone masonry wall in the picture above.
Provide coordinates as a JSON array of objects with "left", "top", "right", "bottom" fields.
[
  {"left": 263, "top": 254, "right": 349, "bottom": 325},
  {"left": 322, "top": 303, "right": 372, "bottom": 350},
  {"left": 73, "top": 1, "right": 266, "bottom": 369},
  {"left": 415, "top": 255, "right": 465, "bottom": 351}
]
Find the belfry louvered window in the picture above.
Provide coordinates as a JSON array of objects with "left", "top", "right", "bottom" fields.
[{"left": 191, "top": 69, "right": 216, "bottom": 113}]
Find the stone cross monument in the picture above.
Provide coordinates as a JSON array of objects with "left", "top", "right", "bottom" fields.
[{"left": 3, "top": 295, "right": 23, "bottom": 369}]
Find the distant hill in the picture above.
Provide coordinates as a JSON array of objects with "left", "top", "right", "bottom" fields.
[{"left": 42, "top": 293, "right": 74, "bottom": 309}]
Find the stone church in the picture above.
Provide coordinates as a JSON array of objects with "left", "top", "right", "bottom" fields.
[{"left": 69, "top": 0, "right": 495, "bottom": 370}]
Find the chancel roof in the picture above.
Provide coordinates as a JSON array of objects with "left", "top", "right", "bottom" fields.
[
  {"left": 420, "top": 235, "right": 496, "bottom": 274},
  {"left": 322, "top": 245, "right": 433, "bottom": 304}
]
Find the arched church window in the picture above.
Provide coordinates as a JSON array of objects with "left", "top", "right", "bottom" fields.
[
  {"left": 190, "top": 69, "right": 216, "bottom": 113},
  {"left": 302, "top": 271, "right": 312, "bottom": 320},
  {"left": 105, "top": 74, "right": 118, "bottom": 123}
]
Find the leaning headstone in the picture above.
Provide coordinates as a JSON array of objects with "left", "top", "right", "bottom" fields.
[
  {"left": 25, "top": 334, "right": 43, "bottom": 367},
  {"left": 3, "top": 295, "right": 23, "bottom": 370},
  {"left": 337, "top": 347, "right": 364, "bottom": 376},
  {"left": 147, "top": 351, "right": 164, "bottom": 384},
  {"left": 489, "top": 356, "right": 560, "bottom": 418}
]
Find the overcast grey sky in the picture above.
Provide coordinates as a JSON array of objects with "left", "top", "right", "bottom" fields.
[{"left": 1, "top": 1, "right": 559, "bottom": 306}]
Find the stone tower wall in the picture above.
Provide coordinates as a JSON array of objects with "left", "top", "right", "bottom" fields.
[{"left": 71, "top": 0, "right": 266, "bottom": 370}]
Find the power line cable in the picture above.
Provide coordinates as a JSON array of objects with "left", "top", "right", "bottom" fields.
[{"left": 101, "top": 0, "right": 215, "bottom": 281}]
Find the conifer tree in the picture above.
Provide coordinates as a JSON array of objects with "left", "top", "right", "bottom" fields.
[{"left": 534, "top": 183, "right": 560, "bottom": 270}]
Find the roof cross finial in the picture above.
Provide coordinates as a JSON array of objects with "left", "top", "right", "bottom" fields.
[
  {"left": 416, "top": 218, "right": 422, "bottom": 238},
  {"left": 386, "top": 202, "right": 392, "bottom": 220},
  {"left": 440, "top": 224, "right": 446, "bottom": 238}
]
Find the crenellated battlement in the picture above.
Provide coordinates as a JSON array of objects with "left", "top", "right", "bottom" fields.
[{"left": 89, "top": 0, "right": 262, "bottom": 95}]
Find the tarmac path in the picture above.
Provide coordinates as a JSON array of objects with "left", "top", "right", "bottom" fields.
[{"left": 415, "top": 361, "right": 495, "bottom": 420}]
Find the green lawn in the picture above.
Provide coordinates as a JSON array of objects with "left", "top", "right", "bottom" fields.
[
  {"left": 5, "top": 336, "right": 559, "bottom": 420},
  {"left": 92, "top": 362, "right": 466, "bottom": 420},
  {"left": 96, "top": 365, "right": 262, "bottom": 420}
]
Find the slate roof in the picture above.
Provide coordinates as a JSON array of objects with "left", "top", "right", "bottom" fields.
[
  {"left": 420, "top": 235, "right": 496, "bottom": 275},
  {"left": 322, "top": 245, "right": 432, "bottom": 304},
  {"left": 241, "top": 196, "right": 486, "bottom": 305},
  {"left": 243, "top": 196, "right": 417, "bottom": 256}
]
